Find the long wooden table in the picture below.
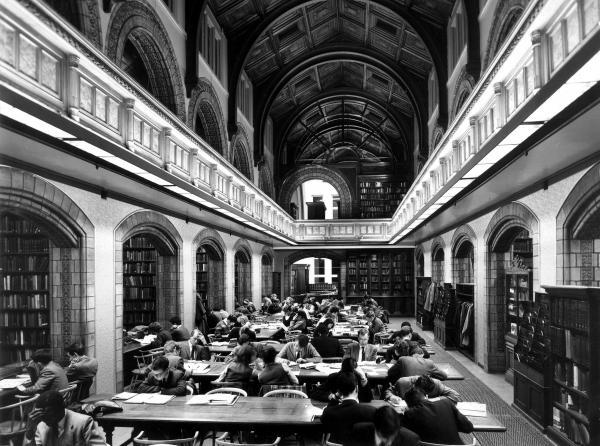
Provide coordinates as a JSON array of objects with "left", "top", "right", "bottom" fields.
[{"left": 84, "top": 394, "right": 506, "bottom": 444}]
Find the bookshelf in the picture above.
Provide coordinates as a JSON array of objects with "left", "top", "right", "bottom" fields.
[
  {"left": 433, "top": 283, "right": 457, "bottom": 349},
  {"left": 543, "top": 285, "right": 600, "bottom": 446},
  {"left": 454, "top": 283, "right": 475, "bottom": 360},
  {"left": 196, "top": 247, "right": 208, "bottom": 300},
  {"left": 0, "top": 214, "right": 51, "bottom": 366},
  {"left": 358, "top": 177, "right": 408, "bottom": 219},
  {"left": 123, "top": 235, "right": 157, "bottom": 329},
  {"left": 505, "top": 267, "right": 533, "bottom": 383},
  {"left": 513, "top": 291, "right": 551, "bottom": 428}
]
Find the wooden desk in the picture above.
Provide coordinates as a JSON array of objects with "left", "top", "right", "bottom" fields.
[
  {"left": 435, "top": 363, "right": 464, "bottom": 380},
  {"left": 378, "top": 344, "right": 436, "bottom": 356},
  {"left": 208, "top": 342, "right": 284, "bottom": 355},
  {"left": 250, "top": 323, "right": 285, "bottom": 340}
]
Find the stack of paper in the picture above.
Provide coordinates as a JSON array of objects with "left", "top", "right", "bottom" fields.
[
  {"left": 315, "top": 364, "right": 331, "bottom": 373},
  {"left": 457, "top": 402, "right": 487, "bottom": 417},
  {"left": 0, "top": 377, "right": 30, "bottom": 389},
  {"left": 186, "top": 394, "right": 238, "bottom": 405},
  {"left": 210, "top": 341, "right": 230, "bottom": 346},
  {"left": 124, "top": 393, "right": 175, "bottom": 404},
  {"left": 184, "top": 362, "right": 210, "bottom": 374},
  {"left": 298, "top": 363, "right": 316, "bottom": 369},
  {"left": 112, "top": 392, "right": 137, "bottom": 401}
]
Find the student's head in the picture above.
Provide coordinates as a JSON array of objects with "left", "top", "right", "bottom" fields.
[
  {"left": 315, "top": 320, "right": 333, "bottom": 337},
  {"left": 415, "top": 375, "right": 436, "bottom": 394},
  {"left": 163, "top": 340, "right": 180, "bottom": 355},
  {"left": 296, "top": 310, "right": 308, "bottom": 320},
  {"left": 31, "top": 349, "right": 52, "bottom": 366},
  {"left": 65, "top": 342, "right": 85, "bottom": 359},
  {"left": 357, "top": 329, "right": 369, "bottom": 347},
  {"left": 329, "top": 306, "right": 339, "bottom": 314},
  {"left": 147, "top": 322, "right": 162, "bottom": 334},
  {"left": 335, "top": 371, "right": 357, "bottom": 398},
  {"left": 235, "top": 345, "right": 256, "bottom": 365},
  {"left": 35, "top": 391, "right": 66, "bottom": 426},
  {"left": 169, "top": 316, "right": 181, "bottom": 326},
  {"left": 190, "top": 328, "right": 202, "bottom": 342},
  {"left": 261, "top": 346, "right": 278, "bottom": 364},
  {"left": 398, "top": 327, "right": 412, "bottom": 340},
  {"left": 365, "top": 311, "right": 375, "bottom": 321},
  {"left": 238, "top": 333, "right": 250, "bottom": 345},
  {"left": 400, "top": 321, "right": 413, "bottom": 331},
  {"left": 237, "top": 315, "right": 249, "bottom": 326},
  {"left": 149, "top": 356, "right": 170, "bottom": 382},
  {"left": 226, "top": 315, "right": 237, "bottom": 324},
  {"left": 411, "top": 346, "right": 425, "bottom": 357},
  {"left": 296, "top": 334, "right": 309, "bottom": 348},
  {"left": 374, "top": 406, "right": 402, "bottom": 442},
  {"left": 340, "top": 357, "right": 357, "bottom": 373},
  {"left": 404, "top": 387, "right": 427, "bottom": 407}
]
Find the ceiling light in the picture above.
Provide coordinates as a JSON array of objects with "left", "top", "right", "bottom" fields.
[
  {"left": 138, "top": 172, "right": 173, "bottom": 186},
  {"left": 64, "top": 139, "right": 112, "bottom": 158},
  {"left": 0, "top": 101, "right": 74, "bottom": 139}
]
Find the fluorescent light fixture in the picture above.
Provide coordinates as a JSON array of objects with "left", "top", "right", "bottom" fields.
[
  {"left": 479, "top": 144, "right": 516, "bottom": 164},
  {"left": 526, "top": 81, "right": 596, "bottom": 122},
  {"left": 104, "top": 156, "right": 147, "bottom": 174},
  {"left": 64, "top": 139, "right": 112, "bottom": 157},
  {"left": 454, "top": 178, "right": 475, "bottom": 188},
  {"left": 0, "top": 101, "right": 74, "bottom": 139},
  {"left": 499, "top": 123, "right": 542, "bottom": 146},
  {"left": 464, "top": 163, "right": 493, "bottom": 178},
  {"left": 164, "top": 185, "right": 190, "bottom": 195},
  {"left": 138, "top": 172, "right": 173, "bottom": 186},
  {"left": 569, "top": 50, "right": 600, "bottom": 83}
]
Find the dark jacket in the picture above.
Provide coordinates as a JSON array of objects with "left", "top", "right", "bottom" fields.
[
  {"left": 311, "top": 371, "right": 372, "bottom": 403},
  {"left": 171, "top": 325, "right": 190, "bottom": 342},
  {"left": 311, "top": 335, "right": 344, "bottom": 358},
  {"left": 65, "top": 355, "right": 98, "bottom": 380},
  {"left": 148, "top": 329, "right": 172, "bottom": 349},
  {"left": 228, "top": 327, "right": 257, "bottom": 341},
  {"left": 321, "top": 399, "right": 376, "bottom": 444},
  {"left": 258, "top": 363, "right": 295, "bottom": 385},
  {"left": 346, "top": 421, "right": 420, "bottom": 446},
  {"left": 177, "top": 340, "right": 211, "bottom": 360},
  {"left": 388, "top": 356, "right": 447, "bottom": 381},
  {"left": 136, "top": 369, "right": 187, "bottom": 396},
  {"left": 22, "top": 361, "right": 69, "bottom": 395},
  {"left": 403, "top": 398, "right": 473, "bottom": 445}
]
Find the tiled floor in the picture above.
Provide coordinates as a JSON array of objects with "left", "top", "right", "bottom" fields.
[{"left": 105, "top": 317, "right": 556, "bottom": 445}]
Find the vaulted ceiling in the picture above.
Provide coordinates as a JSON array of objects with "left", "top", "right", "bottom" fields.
[{"left": 200, "top": 0, "right": 454, "bottom": 182}]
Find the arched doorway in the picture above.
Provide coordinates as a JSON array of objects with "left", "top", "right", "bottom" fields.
[
  {"left": 451, "top": 231, "right": 476, "bottom": 361},
  {"left": 261, "top": 253, "right": 274, "bottom": 298},
  {"left": 431, "top": 243, "right": 445, "bottom": 284},
  {"left": 292, "top": 256, "right": 341, "bottom": 297},
  {"left": 234, "top": 249, "right": 252, "bottom": 304},
  {"left": 452, "top": 238, "right": 474, "bottom": 284},
  {"left": 291, "top": 179, "right": 341, "bottom": 220},
  {"left": 195, "top": 244, "right": 225, "bottom": 310},
  {"left": 415, "top": 247, "right": 425, "bottom": 277}
]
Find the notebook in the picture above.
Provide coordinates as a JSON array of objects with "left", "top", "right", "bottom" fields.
[
  {"left": 457, "top": 402, "right": 487, "bottom": 417},
  {"left": 124, "top": 393, "right": 175, "bottom": 404},
  {"left": 0, "top": 377, "right": 30, "bottom": 389},
  {"left": 112, "top": 392, "right": 137, "bottom": 401},
  {"left": 186, "top": 394, "right": 239, "bottom": 405}
]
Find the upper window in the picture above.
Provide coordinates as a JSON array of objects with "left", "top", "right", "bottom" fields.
[
  {"left": 237, "top": 71, "right": 253, "bottom": 122},
  {"left": 447, "top": 0, "right": 467, "bottom": 72},
  {"left": 201, "top": 10, "right": 225, "bottom": 84}
]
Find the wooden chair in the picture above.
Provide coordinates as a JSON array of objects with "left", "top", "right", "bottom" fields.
[
  {"left": 206, "top": 387, "right": 247, "bottom": 397},
  {"left": 215, "top": 432, "right": 280, "bottom": 446},
  {"left": 131, "top": 350, "right": 163, "bottom": 386},
  {"left": 209, "top": 380, "right": 247, "bottom": 392},
  {"left": 323, "top": 433, "right": 342, "bottom": 446},
  {"left": 59, "top": 383, "right": 78, "bottom": 406},
  {"left": 420, "top": 440, "right": 478, "bottom": 446},
  {"left": 262, "top": 389, "right": 308, "bottom": 399},
  {"left": 258, "top": 384, "right": 307, "bottom": 397},
  {"left": 211, "top": 354, "right": 228, "bottom": 362},
  {"left": 186, "top": 382, "right": 196, "bottom": 395},
  {"left": 133, "top": 430, "right": 200, "bottom": 446},
  {"left": 374, "top": 332, "right": 391, "bottom": 344},
  {"left": 72, "top": 377, "right": 94, "bottom": 401},
  {"left": 259, "top": 340, "right": 281, "bottom": 346},
  {"left": 339, "top": 338, "right": 354, "bottom": 355},
  {"left": 0, "top": 394, "right": 39, "bottom": 446}
]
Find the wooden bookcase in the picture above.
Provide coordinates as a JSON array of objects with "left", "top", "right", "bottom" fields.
[
  {"left": 434, "top": 283, "right": 457, "bottom": 349},
  {"left": 505, "top": 268, "right": 533, "bottom": 383},
  {"left": 358, "top": 177, "right": 408, "bottom": 219},
  {"left": 196, "top": 247, "right": 209, "bottom": 300},
  {"left": 0, "top": 214, "right": 50, "bottom": 366},
  {"left": 543, "top": 285, "right": 600, "bottom": 446},
  {"left": 123, "top": 235, "right": 157, "bottom": 329}
]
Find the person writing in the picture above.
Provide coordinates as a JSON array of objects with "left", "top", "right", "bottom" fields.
[
  {"left": 277, "top": 334, "right": 322, "bottom": 363},
  {"left": 135, "top": 356, "right": 187, "bottom": 396},
  {"left": 18, "top": 349, "right": 69, "bottom": 395},
  {"left": 384, "top": 374, "right": 460, "bottom": 405},
  {"left": 387, "top": 345, "right": 447, "bottom": 381},
  {"left": 344, "top": 329, "right": 379, "bottom": 362},
  {"left": 215, "top": 344, "right": 256, "bottom": 390},
  {"left": 256, "top": 346, "right": 299, "bottom": 386}
]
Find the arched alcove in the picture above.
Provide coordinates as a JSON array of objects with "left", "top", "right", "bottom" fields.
[
  {"left": 187, "top": 79, "right": 227, "bottom": 155},
  {"left": 233, "top": 240, "right": 253, "bottom": 304},
  {"left": 231, "top": 127, "right": 253, "bottom": 181},
  {"left": 431, "top": 238, "right": 446, "bottom": 284},
  {"left": 193, "top": 229, "right": 226, "bottom": 311}
]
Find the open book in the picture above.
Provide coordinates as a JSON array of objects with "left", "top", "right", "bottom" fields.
[
  {"left": 457, "top": 402, "right": 487, "bottom": 417},
  {"left": 112, "top": 392, "right": 138, "bottom": 401},
  {"left": 0, "top": 377, "right": 30, "bottom": 389},
  {"left": 186, "top": 394, "right": 239, "bottom": 405},
  {"left": 124, "top": 393, "right": 175, "bottom": 405}
]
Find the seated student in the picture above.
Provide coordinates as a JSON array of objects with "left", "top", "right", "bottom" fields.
[
  {"left": 387, "top": 345, "right": 447, "bottom": 381},
  {"left": 344, "top": 329, "right": 379, "bottom": 362},
  {"left": 147, "top": 322, "right": 172, "bottom": 349},
  {"left": 177, "top": 328, "right": 211, "bottom": 361},
  {"left": 311, "top": 320, "right": 343, "bottom": 358},
  {"left": 365, "top": 311, "right": 385, "bottom": 342},
  {"left": 169, "top": 316, "right": 190, "bottom": 342},
  {"left": 402, "top": 387, "right": 473, "bottom": 445},
  {"left": 25, "top": 390, "right": 106, "bottom": 446},
  {"left": 215, "top": 315, "right": 236, "bottom": 338},
  {"left": 255, "top": 346, "right": 299, "bottom": 386},
  {"left": 228, "top": 315, "right": 257, "bottom": 341},
  {"left": 261, "top": 297, "right": 272, "bottom": 314},
  {"left": 64, "top": 343, "right": 98, "bottom": 397},
  {"left": 311, "top": 358, "right": 372, "bottom": 403},
  {"left": 400, "top": 321, "right": 427, "bottom": 345},
  {"left": 163, "top": 341, "right": 185, "bottom": 369},
  {"left": 267, "top": 298, "right": 283, "bottom": 314},
  {"left": 288, "top": 309, "right": 309, "bottom": 333},
  {"left": 207, "top": 307, "right": 222, "bottom": 329},
  {"left": 243, "top": 298, "right": 256, "bottom": 313},
  {"left": 277, "top": 334, "right": 322, "bottom": 363},
  {"left": 281, "top": 305, "right": 296, "bottom": 327},
  {"left": 347, "top": 406, "right": 420, "bottom": 446},
  {"left": 321, "top": 372, "right": 376, "bottom": 444},
  {"left": 384, "top": 374, "right": 460, "bottom": 404},
  {"left": 385, "top": 333, "right": 411, "bottom": 363},
  {"left": 18, "top": 349, "right": 69, "bottom": 395},
  {"left": 216, "top": 344, "right": 256, "bottom": 390},
  {"left": 136, "top": 356, "right": 187, "bottom": 396}
]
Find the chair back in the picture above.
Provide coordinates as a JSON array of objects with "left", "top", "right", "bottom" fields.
[
  {"left": 59, "top": 383, "right": 78, "bottom": 406},
  {"left": 374, "top": 332, "right": 391, "bottom": 344},
  {"left": 211, "top": 354, "right": 228, "bottom": 362},
  {"left": 70, "top": 377, "right": 94, "bottom": 402},
  {"left": 133, "top": 430, "right": 199, "bottom": 446},
  {"left": 206, "top": 387, "right": 247, "bottom": 397},
  {"left": 185, "top": 383, "right": 196, "bottom": 395},
  {"left": 134, "top": 350, "right": 163, "bottom": 369},
  {"left": 0, "top": 394, "right": 39, "bottom": 440},
  {"left": 262, "top": 388, "right": 308, "bottom": 399},
  {"left": 258, "top": 384, "right": 307, "bottom": 397},
  {"left": 215, "top": 432, "right": 280, "bottom": 446},
  {"left": 420, "top": 439, "right": 478, "bottom": 446},
  {"left": 209, "top": 381, "right": 247, "bottom": 392},
  {"left": 339, "top": 338, "right": 354, "bottom": 355},
  {"left": 259, "top": 340, "right": 281, "bottom": 346}
]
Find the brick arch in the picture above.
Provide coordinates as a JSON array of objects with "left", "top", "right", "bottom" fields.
[
  {"left": 483, "top": 0, "right": 526, "bottom": 69},
  {"left": 105, "top": 0, "right": 186, "bottom": 121},
  {"left": 431, "top": 125, "right": 445, "bottom": 155},
  {"left": 450, "top": 67, "right": 475, "bottom": 122},
  {"left": 451, "top": 224, "right": 477, "bottom": 284},
  {"left": 231, "top": 126, "right": 253, "bottom": 181},
  {"left": 430, "top": 236, "right": 446, "bottom": 283},
  {"left": 451, "top": 224, "right": 477, "bottom": 253},
  {"left": 483, "top": 201, "right": 539, "bottom": 372},
  {"left": 278, "top": 165, "right": 354, "bottom": 219},
  {"left": 557, "top": 162, "right": 600, "bottom": 285},
  {"left": 113, "top": 211, "right": 183, "bottom": 390},
  {"left": 46, "top": 0, "right": 102, "bottom": 49},
  {"left": 0, "top": 166, "right": 95, "bottom": 364},
  {"left": 187, "top": 78, "right": 227, "bottom": 156},
  {"left": 192, "top": 228, "right": 226, "bottom": 310},
  {"left": 232, "top": 238, "right": 253, "bottom": 262}
]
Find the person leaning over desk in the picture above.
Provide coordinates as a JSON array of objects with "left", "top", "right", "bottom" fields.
[
  {"left": 18, "top": 349, "right": 69, "bottom": 395},
  {"left": 384, "top": 374, "right": 460, "bottom": 405},
  {"left": 277, "top": 334, "right": 322, "bottom": 363},
  {"left": 135, "top": 356, "right": 187, "bottom": 396}
]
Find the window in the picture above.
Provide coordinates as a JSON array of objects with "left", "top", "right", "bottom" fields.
[
  {"left": 201, "top": 11, "right": 224, "bottom": 83},
  {"left": 448, "top": 1, "right": 467, "bottom": 71},
  {"left": 428, "top": 69, "right": 439, "bottom": 116},
  {"left": 237, "top": 71, "right": 253, "bottom": 121}
]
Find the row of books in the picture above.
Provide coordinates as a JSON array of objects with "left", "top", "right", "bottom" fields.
[
  {"left": 1, "top": 237, "right": 49, "bottom": 253},
  {"left": 0, "top": 217, "right": 43, "bottom": 234},
  {"left": 555, "top": 361, "right": 590, "bottom": 392},
  {"left": 1, "top": 329, "right": 49, "bottom": 346},
  {"left": 124, "top": 250, "right": 157, "bottom": 262},
  {"left": 2, "top": 274, "right": 48, "bottom": 290},
  {"left": 1, "top": 255, "right": 49, "bottom": 271},
  {"left": 125, "top": 275, "right": 156, "bottom": 286},
  {"left": 550, "top": 326, "right": 590, "bottom": 368},
  {"left": 124, "top": 287, "right": 156, "bottom": 299},
  {"left": 124, "top": 312, "right": 155, "bottom": 326},
  {"left": 0, "top": 293, "right": 48, "bottom": 309},
  {"left": 550, "top": 298, "right": 589, "bottom": 332},
  {"left": 124, "top": 301, "right": 156, "bottom": 311},
  {"left": 124, "top": 262, "right": 156, "bottom": 274},
  {"left": 0, "top": 311, "right": 49, "bottom": 327},
  {"left": 0, "top": 347, "right": 42, "bottom": 366},
  {"left": 124, "top": 237, "right": 156, "bottom": 249}
]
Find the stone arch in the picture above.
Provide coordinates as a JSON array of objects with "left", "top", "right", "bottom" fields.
[
  {"left": 114, "top": 210, "right": 183, "bottom": 390},
  {"left": 0, "top": 166, "right": 95, "bottom": 365},
  {"left": 451, "top": 67, "right": 475, "bottom": 122},
  {"left": 483, "top": 0, "right": 526, "bottom": 69},
  {"left": 258, "top": 163, "right": 275, "bottom": 199},
  {"left": 431, "top": 125, "right": 445, "bottom": 154},
  {"left": 282, "top": 249, "right": 345, "bottom": 298},
  {"left": 231, "top": 126, "right": 253, "bottom": 181},
  {"left": 193, "top": 228, "right": 226, "bottom": 310},
  {"left": 483, "top": 201, "right": 539, "bottom": 372},
  {"left": 430, "top": 236, "right": 446, "bottom": 283},
  {"left": 279, "top": 165, "right": 354, "bottom": 219},
  {"left": 557, "top": 163, "right": 600, "bottom": 285},
  {"left": 233, "top": 238, "right": 253, "bottom": 302},
  {"left": 451, "top": 224, "right": 477, "bottom": 284},
  {"left": 45, "top": 0, "right": 102, "bottom": 49},
  {"left": 260, "top": 245, "right": 275, "bottom": 298},
  {"left": 187, "top": 78, "right": 227, "bottom": 155},
  {"left": 415, "top": 245, "right": 425, "bottom": 277},
  {"left": 105, "top": 0, "right": 186, "bottom": 121}
]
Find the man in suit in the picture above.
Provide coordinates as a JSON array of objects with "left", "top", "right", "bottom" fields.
[
  {"left": 384, "top": 374, "right": 460, "bottom": 404},
  {"left": 311, "top": 320, "right": 344, "bottom": 358},
  {"left": 365, "top": 311, "right": 384, "bottom": 342},
  {"left": 64, "top": 343, "right": 98, "bottom": 399},
  {"left": 277, "top": 334, "right": 322, "bottom": 363},
  {"left": 387, "top": 347, "right": 448, "bottom": 382},
  {"left": 321, "top": 372, "right": 376, "bottom": 444},
  {"left": 18, "top": 349, "right": 69, "bottom": 395},
  {"left": 136, "top": 356, "right": 187, "bottom": 396},
  {"left": 402, "top": 387, "right": 473, "bottom": 445},
  {"left": 169, "top": 316, "right": 190, "bottom": 342},
  {"left": 401, "top": 321, "right": 427, "bottom": 345},
  {"left": 25, "top": 390, "right": 106, "bottom": 446},
  {"left": 344, "top": 329, "right": 379, "bottom": 362},
  {"left": 177, "top": 328, "right": 211, "bottom": 361}
]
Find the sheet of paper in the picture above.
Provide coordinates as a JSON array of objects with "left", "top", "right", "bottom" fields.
[
  {"left": 124, "top": 393, "right": 174, "bottom": 404},
  {"left": 112, "top": 392, "right": 137, "bottom": 401},
  {"left": 0, "top": 378, "right": 30, "bottom": 389},
  {"left": 186, "top": 394, "right": 237, "bottom": 405},
  {"left": 457, "top": 402, "right": 487, "bottom": 417}
]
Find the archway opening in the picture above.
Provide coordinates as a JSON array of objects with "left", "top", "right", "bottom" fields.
[
  {"left": 195, "top": 102, "right": 223, "bottom": 155},
  {"left": 234, "top": 250, "right": 251, "bottom": 304},
  {"left": 432, "top": 245, "right": 445, "bottom": 283},
  {"left": 232, "top": 141, "right": 252, "bottom": 180},
  {"left": 196, "top": 244, "right": 225, "bottom": 311},
  {"left": 261, "top": 254, "right": 274, "bottom": 299},
  {"left": 452, "top": 239, "right": 474, "bottom": 284},
  {"left": 291, "top": 180, "right": 340, "bottom": 220},
  {"left": 291, "top": 256, "right": 340, "bottom": 298},
  {"left": 416, "top": 251, "right": 425, "bottom": 277}
]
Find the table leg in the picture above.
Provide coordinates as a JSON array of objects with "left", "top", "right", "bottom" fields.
[{"left": 103, "top": 425, "right": 114, "bottom": 445}]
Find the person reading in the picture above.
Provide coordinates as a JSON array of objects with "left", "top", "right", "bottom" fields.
[
  {"left": 18, "top": 349, "right": 69, "bottom": 395},
  {"left": 387, "top": 345, "right": 447, "bottom": 381},
  {"left": 344, "top": 328, "right": 379, "bottom": 362},
  {"left": 277, "top": 334, "right": 322, "bottom": 363},
  {"left": 384, "top": 374, "right": 460, "bottom": 404},
  {"left": 135, "top": 356, "right": 187, "bottom": 396},
  {"left": 256, "top": 345, "right": 299, "bottom": 386}
]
